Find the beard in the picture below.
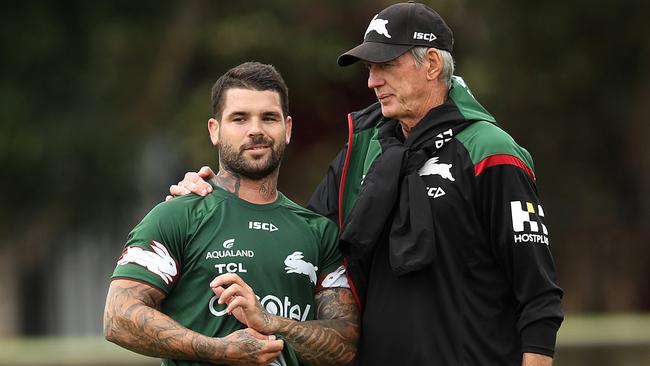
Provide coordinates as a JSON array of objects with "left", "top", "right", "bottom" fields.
[{"left": 218, "top": 135, "right": 285, "bottom": 180}]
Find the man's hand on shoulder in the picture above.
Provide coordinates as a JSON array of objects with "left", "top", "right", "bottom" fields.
[{"left": 166, "top": 166, "right": 215, "bottom": 201}]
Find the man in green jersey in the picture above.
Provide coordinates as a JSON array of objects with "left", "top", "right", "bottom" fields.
[{"left": 103, "top": 62, "right": 359, "bottom": 366}]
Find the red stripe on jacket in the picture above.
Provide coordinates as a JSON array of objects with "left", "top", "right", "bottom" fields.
[
  {"left": 474, "top": 154, "right": 536, "bottom": 181},
  {"left": 338, "top": 113, "right": 363, "bottom": 309}
]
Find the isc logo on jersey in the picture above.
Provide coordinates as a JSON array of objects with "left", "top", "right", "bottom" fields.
[{"left": 248, "top": 221, "right": 278, "bottom": 232}]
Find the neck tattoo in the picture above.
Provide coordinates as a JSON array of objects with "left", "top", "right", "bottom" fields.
[
  {"left": 259, "top": 179, "right": 277, "bottom": 201},
  {"left": 212, "top": 171, "right": 241, "bottom": 196}
]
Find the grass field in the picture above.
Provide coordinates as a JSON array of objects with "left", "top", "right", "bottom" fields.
[{"left": 1, "top": 313, "right": 649, "bottom": 366}]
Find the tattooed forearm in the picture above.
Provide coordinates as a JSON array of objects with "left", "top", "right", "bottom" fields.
[
  {"left": 103, "top": 280, "right": 224, "bottom": 362},
  {"left": 269, "top": 288, "right": 359, "bottom": 366}
]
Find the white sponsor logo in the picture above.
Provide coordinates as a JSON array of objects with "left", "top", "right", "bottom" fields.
[
  {"left": 514, "top": 233, "right": 549, "bottom": 245},
  {"left": 214, "top": 262, "right": 248, "bottom": 274},
  {"left": 206, "top": 249, "right": 255, "bottom": 260},
  {"left": 418, "top": 157, "right": 455, "bottom": 181},
  {"left": 365, "top": 15, "right": 391, "bottom": 39},
  {"left": 435, "top": 128, "right": 453, "bottom": 149},
  {"left": 209, "top": 294, "right": 311, "bottom": 321},
  {"left": 222, "top": 238, "right": 235, "bottom": 249},
  {"left": 284, "top": 251, "right": 318, "bottom": 284},
  {"left": 117, "top": 241, "right": 177, "bottom": 284},
  {"left": 425, "top": 186, "right": 446, "bottom": 198},
  {"left": 205, "top": 238, "right": 255, "bottom": 259},
  {"left": 413, "top": 31, "right": 437, "bottom": 42},
  {"left": 249, "top": 221, "right": 278, "bottom": 232},
  {"left": 321, "top": 265, "right": 350, "bottom": 288},
  {"left": 510, "top": 201, "right": 549, "bottom": 245}
]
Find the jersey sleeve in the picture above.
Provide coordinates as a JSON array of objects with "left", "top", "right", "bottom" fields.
[
  {"left": 111, "top": 197, "right": 194, "bottom": 294},
  {"left": 477, "top": 161, "right": 564, "bottom": 357},
  {"left": 314, "top": 217, "right": 349, "bottom": 291}
]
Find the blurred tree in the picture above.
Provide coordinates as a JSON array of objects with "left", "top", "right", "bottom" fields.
[{"left": 0, "top": 0, "right": 648, "bottom": 336}]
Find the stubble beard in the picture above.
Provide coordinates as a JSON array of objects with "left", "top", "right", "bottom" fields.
[{"left": 218, "top": 136, "right": 285, "bottom": 181}]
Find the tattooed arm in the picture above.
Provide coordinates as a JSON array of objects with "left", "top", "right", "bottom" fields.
[
  {"left": 274, "top": 287, "right": 359, "bottom": 366},
  {"left": 211, "top": 274, "right": 360, "bottom": 366},
  {"left": 103, "top": 279, "right": 284, "bottom": 365}
]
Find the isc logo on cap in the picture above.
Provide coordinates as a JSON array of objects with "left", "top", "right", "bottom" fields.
[{"left": 413, "top": 32, "right": 437, "bottom": 42}]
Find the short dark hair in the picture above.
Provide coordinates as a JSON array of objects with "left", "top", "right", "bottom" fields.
[{"left": 211, "top": 62, "right": 289, "bottom": 119}]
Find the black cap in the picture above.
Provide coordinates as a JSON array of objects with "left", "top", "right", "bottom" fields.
[{"left": 338, "top": 2, "right": 454, "bottom": 67}]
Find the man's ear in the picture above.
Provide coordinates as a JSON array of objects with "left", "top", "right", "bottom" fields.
[
  {"left": 426, "top": 48, "right": 443, "bottom": 81},
  {"left": 285, "top": 116, "right": 293, "bottom": 144},
  {"left": 208, "top": 118, "right": 219, "bottom": 146}
]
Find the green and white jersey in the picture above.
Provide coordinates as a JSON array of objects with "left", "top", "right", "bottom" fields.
[{"left": 111, "top": 185, "right": 347, "bottom": 366}]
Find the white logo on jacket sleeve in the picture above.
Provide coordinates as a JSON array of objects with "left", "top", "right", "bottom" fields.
[
  {"left": 365, "top": 15, "right": 391, "bottom": 39},
  {"left": 321, "top": 265, "right": 350, "bottom": 288},
  {"left": 117, "top": 241, "right": 178, "bottom": 284},
  {"left": 510, "top": 201, "right": 549, "bottom": 245},
  {"left": 418, "top": 157, "right": 455, "bottom": 181},
  {"left": 284, "top": 251, "right": 318, "bottom": 284}
]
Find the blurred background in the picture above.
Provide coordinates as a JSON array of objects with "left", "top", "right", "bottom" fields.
[{"left": 1, "top": 0, "right": 649, "bottom": 365}]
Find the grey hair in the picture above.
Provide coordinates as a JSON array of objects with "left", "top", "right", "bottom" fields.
[{"left": 410, "top": 47, "right": 455, "bottom": 89}]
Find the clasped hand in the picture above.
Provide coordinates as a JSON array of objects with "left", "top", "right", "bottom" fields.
[{"left": 210, "top": 273, "right": 275, "bottom": 335}]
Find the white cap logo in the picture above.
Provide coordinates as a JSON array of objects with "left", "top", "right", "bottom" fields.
[{"left": 365, "top": 14, "right": 391, "bottom": 39}]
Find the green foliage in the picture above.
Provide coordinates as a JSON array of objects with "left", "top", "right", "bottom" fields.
[{"left": 1, "top": 0, "right": 649, "bottom": 323}]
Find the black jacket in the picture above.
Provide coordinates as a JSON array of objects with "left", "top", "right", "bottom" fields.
[{"left": 308, "top": 77, "right": 563, "bottom": 365}]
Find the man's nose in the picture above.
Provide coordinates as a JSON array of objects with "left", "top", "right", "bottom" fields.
[
  {"left": 367, "top": 65, "right": 384, "bottom": 89},
  {"left": 248, "top": 118, "right": 265, "bottom": 135}
]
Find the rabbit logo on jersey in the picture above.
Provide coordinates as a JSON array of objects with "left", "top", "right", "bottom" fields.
[
  {"left": 117, "top": 241, "right": 178, "bottom": 284},
  {"left": 284, "top": 251, "right": 318, "bottom": 284}
]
